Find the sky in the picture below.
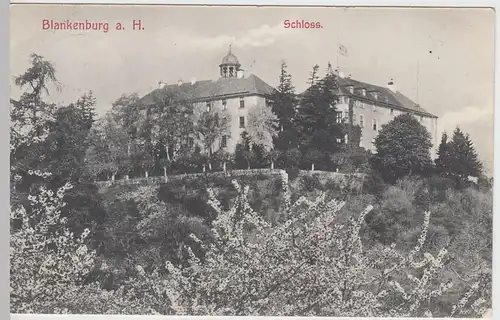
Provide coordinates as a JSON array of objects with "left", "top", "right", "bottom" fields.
[{"left": 10, "top": 5, "right": 495, "bottom": 174}]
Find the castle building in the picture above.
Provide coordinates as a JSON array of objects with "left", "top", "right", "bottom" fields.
[
  {"left": 137, "top": 47, "right": 274, "bottom": 154},
  {"left": 331, "top": 74, "right": 438, "bottom": 158}
]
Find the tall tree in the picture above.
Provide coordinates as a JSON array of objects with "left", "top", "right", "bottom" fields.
[
  {"left": 269, "top": 61, "right": 299, "bottom": 153},
  {"left": 247, "top": 103, "right": 278, "bottom": 151},
  {"left": 307, "top": 64, "right": 320, "bottom": 86},
  {"left": 43, "top": 92, "right": 97, "bottom": 182},
  {"left": 11, "top": 54, "right": 60, "bottom": 172},
  {"left": 85, "top": 113, "right": 129, "bottom": 180},
  {"left": 370, "top": 113, "right": 433, "bottom": 183},
  {"left": 194, "top": 106, "right": 231, "bottom": 170},
  {"left": 295, "top": 65, "right": 343, "bottom": 169},
  {"left": 448, "top": 127, "right": 483, "bottom": 187},
  {"left": 435, "top": 132, "right": 452, "bottom": 177},
  {"left": 12, "top": 54, "right": 60, "bottom": 142},
  {"left": 149, "top": 88, "right": 195, "bottom": 175}
]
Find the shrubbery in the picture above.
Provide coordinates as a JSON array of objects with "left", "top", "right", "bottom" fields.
[{"left": 10, "top": 170, "right": 490, "bottom": 317}]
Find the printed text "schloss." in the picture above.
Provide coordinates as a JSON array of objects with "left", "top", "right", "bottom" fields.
[{"left": 284, "top": 20, "right": 323, "bottom": 29}]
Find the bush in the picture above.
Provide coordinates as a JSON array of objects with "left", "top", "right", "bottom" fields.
[
  {"left": 300, "top": 174, "right": 323, "bottom": 192},
  {"left": 11, "top": 171, "right": 491, "bottom": 317}
]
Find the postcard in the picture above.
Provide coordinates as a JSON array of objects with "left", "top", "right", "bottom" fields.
[{"left": 9, "top": 4, "right": 494, "bottom": 318}]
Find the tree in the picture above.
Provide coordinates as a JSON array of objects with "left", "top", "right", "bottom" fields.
[
  {"left": 44, "top": 92, "right": 97, "bottom": 182},
  {"left": 447, "top": 127, "right": 483, "bottom": 187},
  {"left": 85, "top": 113, "right": 129, "bottom": 180},
  {"left": 10, "top": 170, "right": 96, "bottom": 313},
  {"left": 307, "top": 64, "right": 320, "bottom": 86},
  {"left": 12, "top": 54, "right": 60, "bottom": 142},
  {"left": 11, "top": 54, "right": 60, "bottom": 171},
  {"left": 434, "top": 132, "right": 452, "bottom": 177},
  {"left": 371, "top": 113, "right": 433, "bottom": 183},
  {"left": 295, "top": 65, "right": 343, "bottom": 169},
  {"left": 234, "top": 132, "right": 253, "bottom": 170},
  {"left": 269, "top": 62, "right": 299, "bottom": 152},
  {"left": 110, "top": 93, "right": 141, "bottom": 159},
  {"left": 123, "top": 172, "right": 481, "bottom": 317},
  {"left": 195, "top": 108, "right": 231, "bottom": 170},
  {"left": 247, "top": 103, "right": 278, "bottom": 151}
]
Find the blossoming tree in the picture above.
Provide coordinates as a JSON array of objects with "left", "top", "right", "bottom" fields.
[
  {"left": 129, "top": 170, "right": 489, "bottom": 317},
  {"left": 10, "top": 169, "right": 96, "bottom": 313}
]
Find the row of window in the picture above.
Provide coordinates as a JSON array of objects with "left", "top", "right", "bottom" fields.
[
  {"left": 336, "top": 111, "right": 425, "bottom": 130},
  {"left": 205, "top": 97, "right": 246, "bottom": 112},
  {"left": 335, "top": 112, "right": 378, "bottom": 131}
]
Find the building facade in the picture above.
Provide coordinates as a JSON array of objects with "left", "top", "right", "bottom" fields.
[
  {"left": 332, "top": 75, "right": 439, "bottom": 158},
  {"left": 137, "top": 48, "right": 274, "bottom": 154}
]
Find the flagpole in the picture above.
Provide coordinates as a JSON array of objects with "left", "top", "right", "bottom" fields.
[{"left": 416, "top": 60, "right": 420, "bottom": 104}]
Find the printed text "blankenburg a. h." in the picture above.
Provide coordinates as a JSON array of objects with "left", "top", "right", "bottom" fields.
[
  {"left": 284, "top": 20, "right": 323, "bottom": 29},
  {"left": 41, "top": 19, "right": 145, "bottom": 32}
]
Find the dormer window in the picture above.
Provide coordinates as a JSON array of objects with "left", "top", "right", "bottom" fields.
[
  {"left": 373, "top": 92, "right": 378, "bottom": 100},
  {"left": 348, "top": 86, "right": 354, "bottom": 94},
  {"left": 361, "top": 89, "right": 366, "bottom": 96}
]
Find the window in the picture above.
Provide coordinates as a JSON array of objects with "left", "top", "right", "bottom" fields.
[
  {"left": 239, "top": 97, "right": 245, "bottom": 109},
  {"left": 344, "top": 134, "right": 348, "bottom": 144},
  {"left": 420, "top": 116, "right": 424, "bottom": 122},
  {"left": 265, "top": 99, "right": 272, "bottom": 108},
  {"left": 360, "top": 115, "right": 364, "bottom": 128},
  {"left": 353, "top": 113, "right": 356, "bottom": 124},
  {"left": 222, "top": 99, "right": 227, "bottom": 110},
  {"left": 188, "top": 137, "right": 194, "bottom": 147},
  {"left": 390, "top": 108, "right": 394, "bottom": 115},
  {"left": 336, "top": 138, "right": 342, "bottom": 144},
  {"left": 359, "top": 135, "right": 363, "bottom": 148},
  {"left": 221, "top": 135, "right": 227, "bottom": 148},
  {"left": 336, "top": 112, "right": 343, "bottom": 124},
  {"left": 372, "top": 118, "right": 378, "bottom": 131},
  {"left": 206, "top": 101, "right": 211, "bottom": 112},
  {"left": 371, "top": 139, "right": 376, "bottom": 151},
  {"left": 239, "top": 116, "right": 245, "bottom": 128}
]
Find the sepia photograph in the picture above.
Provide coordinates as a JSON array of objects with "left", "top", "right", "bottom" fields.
[{"left": 9, "top": 4, "right": 494, "bottom": 317}]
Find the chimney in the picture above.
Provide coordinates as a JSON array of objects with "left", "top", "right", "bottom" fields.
[
  {"left": 347, "top": 74, "right": 352, "bottom": 79},
  {"left": 158, "top": 81, "right": 165, "bottom": 89},
  {"left": 237, "top": 69, "right": 244, "bottom": 79},
  {"left": 387, "top": 78, "right": 397, "bottom": 92},
  {"left": 338, "top": 71, "right": 344, "bottom": 78},
  {"left": 178, "top": 79, "right": 183, "bottom": 86},
  {"left": 190, "top": 78, "right": 196, "bottom": 85}
]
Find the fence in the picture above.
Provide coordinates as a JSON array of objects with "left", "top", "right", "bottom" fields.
[
  {"left": 95, "top": 168, "right": 286, "bottom": 188},
  {"left": 95, "top": 168, "right": 367, "bottom": 189}
]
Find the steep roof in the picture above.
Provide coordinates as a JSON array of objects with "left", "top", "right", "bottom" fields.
[
  {"left": 336, "top": 77, "right": 437, "bottom": 118},
  {"left": 299, "top": 77, "right": 437, "bottom": 118},
  {"left": 138, "top": 74, "right": 274, "bottom": 106}
]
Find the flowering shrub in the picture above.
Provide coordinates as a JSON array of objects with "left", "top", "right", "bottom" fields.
[
  {"left": 10, "top": 169, "right": 97, "bottom": 313},
  {"left": 129, "top": 170, "right": 488, "bottom": 317},
  {"left": 10, "top": 170, "right": 489, "bottom": 316}
]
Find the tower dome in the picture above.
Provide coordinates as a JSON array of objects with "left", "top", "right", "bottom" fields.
[
  {"left": 219, "top": 45, "right": 241, "bottom": 78},
  {"left": 220, "top": 51, "right": 240, "bottom": 67}
]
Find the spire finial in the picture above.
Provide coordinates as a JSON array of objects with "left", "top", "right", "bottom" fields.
[{"left": 229, "top": 44, "right": 232, "bottom": 53}]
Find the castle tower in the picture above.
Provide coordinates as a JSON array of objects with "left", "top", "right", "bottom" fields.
[{"left": 219, "top": 45, "right": 241, "bottom": 78}]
